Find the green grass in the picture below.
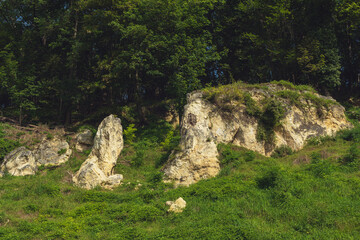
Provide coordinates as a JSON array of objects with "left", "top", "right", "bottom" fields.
[{"left": 1, "top": 123, "right": 360, "bottom": 239}]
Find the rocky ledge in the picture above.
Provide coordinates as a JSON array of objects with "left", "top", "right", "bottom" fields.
[{"left": 163, "top": 82, "right": 352, "bottom": 186}]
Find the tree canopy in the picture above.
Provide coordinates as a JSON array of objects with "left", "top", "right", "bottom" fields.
[{"left": 0, "top": 0, "right": 359, "bottom": 124}]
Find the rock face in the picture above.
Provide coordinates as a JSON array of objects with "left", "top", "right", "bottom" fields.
[
  {"left": 163, "top": 84, "right": 352, "bottom": 186},
  {"left": 73, "top": 115, "right": 124, "bottom": 189},
  {"left": 75, "top": 129, "right": 93, "bottom": 152},
  {"left": 34, "top": 136, "right": 72, "bottom": 167},
  {"left": 166, "top": 197, "right": 187, "bottom": 213},
  {"left": 0, "top": 147, "right": 37, "bottom": 176}
]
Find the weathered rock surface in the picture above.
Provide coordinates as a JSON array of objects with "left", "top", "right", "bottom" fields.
[
  {"left": 0, "top": 147, "right": 37, "bottom": 176},
  {"left": 75, "top": 129, "right": 93, "bottom": 152},
  {"left": 34, "top": 136, "right": 72, "bottom": 167},
  {"left": 73, "top": 115, "right": 124, "bottom": 189},
  {"left": 167, "top": 197, "right": 186, "bottom": 213},
  {"left": 163, "top": 84, "right": 352, "bottom": 186}
]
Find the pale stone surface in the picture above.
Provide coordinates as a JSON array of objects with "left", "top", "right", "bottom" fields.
[
  {"left": 163, "top": 86, "right": 352, "bottom": 186},
  {"left": 73, "top": 115, "right": 124, "bottom": 189},
  {"left": 75, "top": 129, "right": 93, "bottom": 152},
  {"left": 0, "top": 147, "right": 37, "bottom": 176},
  {"left": 34, "top": 136, "right": 72, "bottom": 167},
  {"left": 167, "top": 197, "right": 186, "bottom": 213}
]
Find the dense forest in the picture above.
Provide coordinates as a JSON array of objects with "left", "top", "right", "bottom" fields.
[{"left": 1, "top": 0, "right": 360, "bottom": 125}]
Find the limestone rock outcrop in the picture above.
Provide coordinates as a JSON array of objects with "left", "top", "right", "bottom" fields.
[
  {"left": 1, "top": 136, "right": 72, "bottom": 177},
  {"left": 163, "top": 83, "right": 352, "bottom": 186},
  {"left": 73, "top": 115, "right": 124, "bottom": 189},
  {"left": 0, "top": 147, "right": 37, "bottom": 176},
  {"left": 34, "top": 136, "right": 72, "bottom": 167},
  {"left": 166, "top": 197, "right": 187, "bottom": 213},
  {"left": 75, "top": 129, "right": 93, "bottom": 152}
]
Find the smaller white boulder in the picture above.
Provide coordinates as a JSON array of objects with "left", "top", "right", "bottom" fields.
[
  {"left": 167, "top": 197, "right": 186, "bottom": 213},
  {"left": 34, "top": 136, "right": 72, "bottom": 167},
  {"left": 0, "top": 147, "right": 37, "bottom": 176},
  {"left": 75, "top": 129, "right": 93, "bottom": 152}
]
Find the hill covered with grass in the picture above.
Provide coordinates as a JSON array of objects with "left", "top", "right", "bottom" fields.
[{"left": 0, "top": 114, "right": 360, "bottom": 239}]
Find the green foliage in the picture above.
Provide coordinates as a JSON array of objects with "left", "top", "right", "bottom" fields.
[
  {"left": 46, "top": 133, "right": 54, "bottom": 140},
  {"left": 244, "top": 151, "right": 256, "bottom": 162},
  {"left": 256, "top": 167, "right": 282, "bottom": 189},
  {"left": 308, "top": 152, "right": 334, "bottom": 178},
  {"left": 124, "top": 124, "right": 137, "bottom": 145},
  {"left": 160, "top": 130, "right": 180, "bottom": 152},
  {"left": 256, "top": 99, "right": 286, "bottom": 144},
  {"left": 57, "top": 148, "right": 66, "bottom": 155},
  {"left": 346, "top": 106, "right": 360, "bottom": 120},
  {"left": 271, "top": 80, "right": 315, "bottom": 92},
  {"left": 337, "top": 124, "right": 360, "bottom": 142},
  {"left": 0, "top": 138, "right": 20, "bottom": 162},
  {"left": 77, "top": 125, "right": 97, "bottom": 136},
  {"left": 244, "top": 93, "right": 261, "bottom": 117},
  {"left": 217, "top": 143, "right": 241, "bottom": 166},
  {"left": 271, "top": 145, "right": 294, "bottom": 158},
  {"left": 341, "top": 144, "right": 360, "bottom": 167}
]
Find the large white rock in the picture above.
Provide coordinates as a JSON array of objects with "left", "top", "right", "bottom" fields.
[
  {"left": 163, "top": 86, "right": 352, "bottom": 186},
  {"left": 0, "top": 147, "right": 37, "bottom": 176},
  {"left": 73, "top": 115, "right": 124, "bottom": 189},
  {"left": 34, "top": 136, "right": 72, "bottom": 167}
]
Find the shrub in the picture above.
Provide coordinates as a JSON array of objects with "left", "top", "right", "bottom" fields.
[
  {"left": 341, "top": 144, "right": 360, "bottom": 166},
  {"left": 77, "top": 124, "right": 97, "bottom": 136},
  {"left": 57, "top": 148, "right": 66, "bottom": 155},
  {"left": 256, "top": 99, "right": 286, "bottom": 145},
  {"left": 34, "top": 183, "right": 60, "bottom": 197},
  {"left": 256, "top": 167, "right": 282, "bottom": 189},
  {"left": 271, "top": 145, "right": 293, "bottom": 158},
  {"left": 147, "top": 172, "right": 163, "bottom": 186},
  {"left": 124, "top": 124, "right": 137, "bottom": 145},
  {"left": 244, "top": 151, "right": 256, "bottom": 162},
  {"left": 160, "top": 130, "right": 180, "bottom": 152},
  {"left": 244, "top": 93, "right": 261, "bottom": 117},
  {"left": 46, "top": 133, "right": 53, "bottom": 140},
  {"left": 218, "top": 165, "right": 232, "bottom": 177},
  {"left": 0, "top": 138, "right": 20, "bottom": 162},
  {"left": 308, "top": 152, "right": 334, "bottom": 178},
  {"left": 346, "top": 106, "right": 360, "bottom": 120},
  {"left": 337, "top": 124, "right": 360, "bottom": 142},
  {"left": 218, "top": 144, "right": 241, "bottom": 166},
  {"left": 24, "top": 204, "right": 40, "bottom": 213},
  {"left": 129, "top": 205, "right": 162, "bottom": 222}
]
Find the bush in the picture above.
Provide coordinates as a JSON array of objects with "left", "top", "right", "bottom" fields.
[
  {"left": 346, "top": 106, "right": 360, "bottom": 120},
  {"left": 159, "top": 128, "right": 180, "bottom": 153},
  {"left": 57, "top": 148, "right": 66, "bottom": 155},
  {"left": 244, "top": 93, "right": 261, "bottom": 117},
  {"left": 77, "top": 124, "right": 97, "bottom": 136},
  {"left": 337, "top": 125, "right": 360, "bottom": 142},
  {"left": 147, "top": 172, "right": 163, "bottom": 186},
  {"left": 308, "top": 152, "right": 334, "bottom": 178},
  {"left": 218, "top": 144, "right": 241, "bottom": 166},
  {"left": 46, "top": 133, "right": 54, "bottom": 140},
  {"left": 244, "top": 151, "right": 256, "bottom": 162},
  {"left": 271, "top": 145, "right": 293, "bottom": 158},
  {"left": 341, "top": 144, "right": 360, "bottom": 167},
  {"left": 256, "top": 99, "right": 286, "bottom": 144},
  {"left": 124, "top": 124, "right": 137, "bottom": 145},
  {"left": 218, "top": 165, "right": 232, "bottom": 177},
  {"left": 256, "top": 167, "right": 282, "bottom": 189},
  {"left": 0, "top": 138, "right": 20, "bottom": 162},
  {"left": 34, "top": 183, "right": 60, "bottom": 197}
]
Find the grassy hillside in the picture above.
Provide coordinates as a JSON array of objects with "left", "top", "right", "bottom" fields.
[{"left": 0, "top": 98, "right": 360, "bottom": 239}]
